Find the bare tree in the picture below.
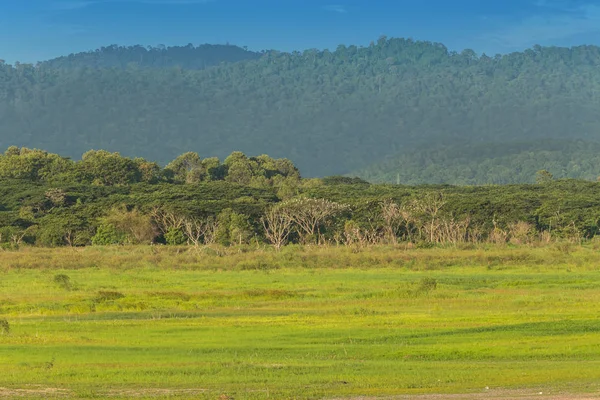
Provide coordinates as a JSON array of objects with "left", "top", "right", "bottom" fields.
[
  {"left": 399, "top": 203, "right": 419, "bottom": 243},
  {"left": 380, "top": 199, "right": 402, "bottom": 244},
  {"left": 64, "top": 229, "right": 75, "bottom": 247},
  {"left": 281, "top": 198, "right": 347, "bottom": 244},
  {"left": 10, "top": 229, "right": 29, "bottom": 247},
  {"left": 489, "top": 219, "right": 508, "bottom": 245},
  {"left": 150, "top": 207, "right": 185, "bottom": 235},
  {"left": 182, "top": 216, "right": 219, "bottom": 247},
  {"left": 411, "top": 192, "right": 446, "bottom": 243},
  {"left": 203, "top": 219, "right": 219, "bottom": 245},
  {"left": 343, "top": 220, "right": 381, "bottom": 248},
  {"left": 508, "top": 221, "right": 533, "bottom": 245},
  {"left": 261, "top": 205, "right": 294, "bottom": 250},
  {"left": 438, "top": 216, "right": 470, "bottom": 245}
]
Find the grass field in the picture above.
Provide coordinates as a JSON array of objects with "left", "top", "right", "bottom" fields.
[{"left": 1, "top": 244, "right": 600, "bottom": 399}]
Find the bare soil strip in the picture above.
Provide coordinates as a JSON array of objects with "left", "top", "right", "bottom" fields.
[
  {"left": 335, "top": 389, "right": 600, "bottom": 400},
  {"left": 0, "top": 387, "right": 71, "bottom": 398},
  {"left": 1, "top": 387, "right": 598, "bottom": 399}
]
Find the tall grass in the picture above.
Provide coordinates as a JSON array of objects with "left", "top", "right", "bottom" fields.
[{"left": 1, "top": 242, "right": 599, "bottom": 272}]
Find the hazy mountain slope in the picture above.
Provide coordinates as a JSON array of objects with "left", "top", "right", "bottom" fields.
[
  {"left": 2, "top": 38, "right": 600, "bottom": 179},
  {"left": 40, "top": 44, "right": 262, "bottom": 70},
  {"left": 355, "top": 140, "right": 600, "bottom": 185}
]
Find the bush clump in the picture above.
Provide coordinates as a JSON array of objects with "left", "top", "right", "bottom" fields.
[
  {"left": 418, "top": 277, "right": 438, "bottom": 292},
  {"left": 0, "top": 319, "right": 9, "bottom": 335},
  {"left": 95, "top": 291, "right": 125, "bottom": 302},
  {"left": 53, "top": 274, "right": 72, "bottom": 290}
]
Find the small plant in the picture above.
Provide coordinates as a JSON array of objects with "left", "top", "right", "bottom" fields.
[
  {"left": 555, "top": 242, "right": 573, "bottom": 255},
  {"left": 418, "top": 277, "right": 438, "bottom": 292},
  {"left": 148, "top": 291, "right": 191, "bottom": 301},
  {"left": 0, "top": 319, "right": 9, "bottom": 335},
  {"left": 236, "top": 260, "right": 279, "bottom": 271},
  {"left": 44, "top": 357, "right": 56, "bottom": 370},
  {"left": 95, "top": 291, "right": 125, "bottom": 302},
  {"left": 53, "top": 274, "right": 72, "bottom": 290}
]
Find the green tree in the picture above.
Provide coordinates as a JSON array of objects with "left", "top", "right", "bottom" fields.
[
  {"left": 536, "top": 169, "right": 554, "bottom": 184},
  {"left": 134, "top": 158, "right": 161, "bottom": 183},
  {"left": 224, "top": 152, "right": 254, "bottom": 185},
  {"left": 79, "top": 150, "right": 141, "bottom": 186},
  {"left": 0, "top": 147, "right": 73, "bottom": 181},
  {"left": 215, "top": 208, "right": 254, "bottom": 246},
  {"left": 165, "top": 152, "right": 204, "bottom": 183}
]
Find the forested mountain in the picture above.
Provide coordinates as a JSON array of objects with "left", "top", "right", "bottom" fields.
[
  {"left": 356, "top": 140, "right": 600, "bottom": 185},
  {"left": 40, "top": 44, "right": 262, "bottom": 70},
  {"left": 2, "top": 38, "right": 600, "bottom": 181}
]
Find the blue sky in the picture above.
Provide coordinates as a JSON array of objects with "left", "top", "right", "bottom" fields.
[{"left": 2, "top": 0, "right": 600, "bottom": 64}]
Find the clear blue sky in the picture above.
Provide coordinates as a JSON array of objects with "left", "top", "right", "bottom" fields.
[{"left": 2, "top": 0, "right": 600, "bottom": 64}]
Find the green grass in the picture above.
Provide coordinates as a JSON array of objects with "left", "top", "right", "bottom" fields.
[{"left": 1, "top": 245, "right": 600, "bottom": 399}]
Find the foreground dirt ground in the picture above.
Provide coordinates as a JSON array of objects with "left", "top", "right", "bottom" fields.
[
  {"left": 346, "top": 390, "right": 600, "bottom": 400},
  {"left": 1, "top": 387, "right": 599, "bottom": 399}
]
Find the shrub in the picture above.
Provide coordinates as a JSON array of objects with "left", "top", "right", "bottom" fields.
[
  {"left": 418, "top": 277, "right": 438, "bottom": 292},
  {"left": 95, "top": 291, "right": 125, "bottom": 302},
  {"left": 53, "top": 274, "right": 72, "bottom": 290},
  {"left": 0, "top": 319, "right": 9, "bottom": 335},
  {"left": 37, "top": 224, "right": 68, "bottom": 247},
  {"left": 165, "top": 228, "right": 187, "bottom": 246},
  {"left": 236, "top": 260, "right": 279, "bottom": 271},
  {"left": 102, "top": 207, "right": 157, "bottom": 244},
  {"left": 92, "top": 224, "right": 128, "bottom": 245}
]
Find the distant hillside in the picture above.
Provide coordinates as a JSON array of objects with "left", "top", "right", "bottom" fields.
[
  {"left": 355, "top": 140, "right": 600, "bottom": 185},
  {"left": 2, "top": 38, "right": 600, "bottom": 180},
  {"left": 40, "top": 44, "right": 262, "bottom": 70}
]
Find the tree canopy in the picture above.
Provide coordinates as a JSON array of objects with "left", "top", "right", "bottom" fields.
[{"left": 2, "top": 146, "right": 600, "bottom": 248}]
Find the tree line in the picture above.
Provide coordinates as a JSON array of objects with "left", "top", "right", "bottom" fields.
[
  {"left": 2, "top": 147, "right": 600, "bottom": 249},
  {"left": 0, "top": 147, "right": 299, "bottom": 187}
]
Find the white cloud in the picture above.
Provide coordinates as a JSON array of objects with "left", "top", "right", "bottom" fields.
[
  {"left": 135, "top": 0, "right": 214, "bottom": 3},
  {"left": 324, "top": 5, "right": 348, "bottom": 14},
  {"left": 487, "top": 1, "right": 600, "bottom": 49},
  {"left": 53, "top": 1, "right": 98, "bottom": 10},
  {"left": 53, "top": 0, "right": 213, "bottom": 10}
]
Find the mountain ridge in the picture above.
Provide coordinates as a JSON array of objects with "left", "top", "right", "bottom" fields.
[{"left": 2, "top": 38, "right": 600, "bottom": 182}]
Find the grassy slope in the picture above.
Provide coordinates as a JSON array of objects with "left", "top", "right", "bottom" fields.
[{"left": 0, "top": 245, "right": 600, "bottom": 399}]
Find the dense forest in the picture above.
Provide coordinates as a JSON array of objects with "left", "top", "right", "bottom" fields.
[
  {"left": 2, "top": 38, "right": 600, "bottom": 183},
  {"left": 2, "top": 147, "right": 600, "bottom": 249},
  {"left": 357, "top": 140, "right": 600, "bottom": 185},
  {"left": 39, "top": 44, "right": 262, "bottom": 70}
]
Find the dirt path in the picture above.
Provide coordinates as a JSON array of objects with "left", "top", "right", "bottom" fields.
[
  {"left": 0, "top": 387, "right": 71, "bottom": 398},
  {"left": 1, "top": 387, "right": 598, "bottom": 399},
  {"left": 0, "top": 387, "right": 210, "bottom": 398},
  {"left": 338, "top": 390, "right": 600, "bottom": 400}
]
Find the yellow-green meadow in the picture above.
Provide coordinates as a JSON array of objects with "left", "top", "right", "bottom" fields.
[{"left": 1, "top": 245, "right": 600, "bottom": 399}]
